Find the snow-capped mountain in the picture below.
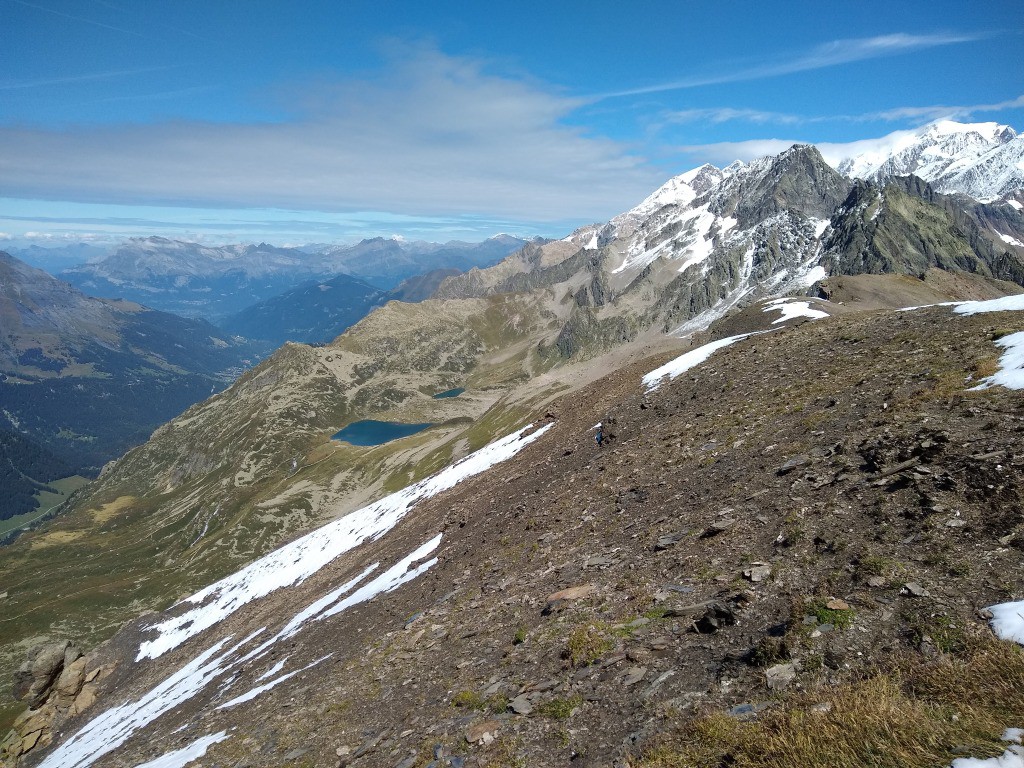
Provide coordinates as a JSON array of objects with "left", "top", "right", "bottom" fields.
[
  {"left": 440, "top": 139, "right": 1024, "bottom": 343},
  {"left": 439, "top": 145, "right": 848, "bottom": 339},
  {"left": 834, "top": 120, "right": 1024, "bottom": 201}
]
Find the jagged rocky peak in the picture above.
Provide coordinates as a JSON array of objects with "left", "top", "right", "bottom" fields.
[{"left": 709, "top": 144, "right": 850, "bottom": 227}]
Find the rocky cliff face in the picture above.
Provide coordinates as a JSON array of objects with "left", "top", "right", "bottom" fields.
[{"left": 821, "top": 177, "right": 1024, "bottom": 283}]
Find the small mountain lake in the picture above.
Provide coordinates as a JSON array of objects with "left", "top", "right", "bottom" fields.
[
  {"left": 432, "top": 387, "right": 465, "bottom": 399},
  {"left": 332, "top": 420, "right": 435, "bottom": 446}
]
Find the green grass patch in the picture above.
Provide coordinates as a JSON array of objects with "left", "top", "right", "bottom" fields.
[
  {"left": 535, "top": 695, "right": 583, "bottom": 720},
  {"left": 811, "top": 601, "right": 856, "bottom": 630},
  {"left": 565, "top": 623, "right": 614, "bottom": 667}
]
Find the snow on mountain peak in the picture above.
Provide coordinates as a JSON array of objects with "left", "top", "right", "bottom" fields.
[{"left": 833, "top": 119, "right": 1022, "bottom": 201}]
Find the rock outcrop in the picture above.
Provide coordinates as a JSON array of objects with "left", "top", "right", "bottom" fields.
[{"left": 1, "top": 640, "right": 114, "bottom": 765}]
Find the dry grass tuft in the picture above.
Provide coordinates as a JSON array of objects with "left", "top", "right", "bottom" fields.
[{"left": 640, "top": 637, "right": 1024, "bottom": 768}]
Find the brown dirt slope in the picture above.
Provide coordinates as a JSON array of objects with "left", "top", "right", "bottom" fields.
[{"left": 13, "top": 300, "right": 1024, "bottom": 768}]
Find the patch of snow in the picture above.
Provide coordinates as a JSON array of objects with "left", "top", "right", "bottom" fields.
[
  {"left": 763, "top": 298, "right": 829, "bottom": 325},
  {"left": 970, "top": 331, "right": 1024, "bottom": 391},
  {"left": 953, "top": 295, "right": 1024, "bottom": 315},
  {"left": 995, "top": 231, "right": 1024, "bottom": 247},
  {"left": 278, "top": 536, "right": 440, "bottom": 638},
  {"left": 136, "top": 423, "right": 553, "bottom": 660},
  {"left": 253, "top": 657, "right": 288, "bottom": 683},
  {"left": 130, "top": 732, "right": 229, "bottom": 768},
  {"left": 1008, "top": 200, "right": 1023, "bottom": 211},
  {"left": 811, "top": 218, "right": 830, "bottom": 238},
  {"left": 643, "top": 334, "right": 757, "bottom": 392},
  {"left": 794, "top": 264, "right": 827, "bottom": 289},
  {"left": 951, "top": 741, "right": 1024, "bottom": 768},
  {"left": 216, "top": 655, "right": 330, "bottom": 711},
  {"left": 987, "top": 600, "right": 1024, "bottom": 645},
  {"left": 871, "top": 191, "right": 885, "bottom": 221},
  {"left": 901, "top": 294, "right": 1024, "bottom": 315}
]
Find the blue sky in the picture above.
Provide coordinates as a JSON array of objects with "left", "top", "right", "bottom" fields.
[{"left": 1, "top": 0, "right": 1022, "bottom": 248}]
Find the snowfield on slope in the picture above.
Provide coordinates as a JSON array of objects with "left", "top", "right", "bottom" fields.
[
  {"left": 643, "top": 334, "right": 757, "bottom": 392},
  {"left": 137, "top": 423, "right": 553, "bottom": 660}
]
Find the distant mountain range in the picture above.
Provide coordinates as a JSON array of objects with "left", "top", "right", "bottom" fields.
[
  {"left": 59, "top": 235, "right": 533, "bottom": 322},
  {"left": 300, "top": 234, "right": 537, "bottom": 288},
  {"left": 6, "top": 243, "right": 109, "bottom": 274},
  {"left": 218, "top": 272, "right": 387, "bottom": 346},
  {"left": 0, "top": 252, "right": 260, "bottom": 508}
]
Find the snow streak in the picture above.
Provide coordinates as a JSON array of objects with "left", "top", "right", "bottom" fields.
[{"left": 137, "top": 423, "right": 553, "bottom": 660}]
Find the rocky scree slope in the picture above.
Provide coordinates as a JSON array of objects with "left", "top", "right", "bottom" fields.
[{"left": 6, "top": 296, "right": 1024, "bottom": 768}]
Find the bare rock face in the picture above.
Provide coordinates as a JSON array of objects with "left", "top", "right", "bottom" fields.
[
  {"left": 1, "top": 641, "right": 112, "bottom": 766},
  {"left": 17, "top": 641, "right": 73, "bottom": 709}
]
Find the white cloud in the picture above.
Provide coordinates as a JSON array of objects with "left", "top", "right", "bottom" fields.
[
  {"left": 0, "top": 232, "right": 12, "bottom": 241},
  {"left": 0, "top": 45, "right": 663, "bottom": 223},
  {"left": 813, "top": 131, "right": 924, "bottom": 167}
]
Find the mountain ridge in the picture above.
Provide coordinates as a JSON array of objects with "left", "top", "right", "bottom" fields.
[{"left": 4, "top": 129, "right": 1024, "bottom": 767}]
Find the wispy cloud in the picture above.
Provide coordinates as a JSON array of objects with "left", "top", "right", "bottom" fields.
[
  {"left": 0, "top": 46, "right": 663, "bottom": 224},
  {"left": 675, "top": 139, "right": 804, "bottom": 166},
  {"left": 662, "top": 107, "right": 803, "bottom": 126},
  {"left": 0, "top": 65, "right": 173, "bottom": 91},
  {"left": 10, "top": 0, "right": 143, "bottom": 36},
  {"left": 657, "top": 93, "right": 1024, "bottom": 136},
  {"left": 861, "top": 94, "right": 1024, "bottom": 122},
  {"left": 597, "top": 32, "right": 983, "bottom": 100}
]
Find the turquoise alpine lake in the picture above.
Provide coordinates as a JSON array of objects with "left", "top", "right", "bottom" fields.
[
  {"left": 432, "top": 387, "right": 465, "bottom": 399},
  {"left": 332, "top": 420, "right": 435, "bottom": 446}
]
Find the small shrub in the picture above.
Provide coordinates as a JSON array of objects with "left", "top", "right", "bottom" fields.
[
  {"left": 512, "top": 626, "right": 527, "bottom": 645},
  {"left": 536, "top": 695, "right": 583, "bottom": 720},
  {"left": 451, "top": 690, "right": 484, "bottom": 709},
  {"left": 565, "top": 623, "right": 613, "bottom": 667},
  {"left": 749, "top": 635, "right": 791, "bottom": 667}
]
